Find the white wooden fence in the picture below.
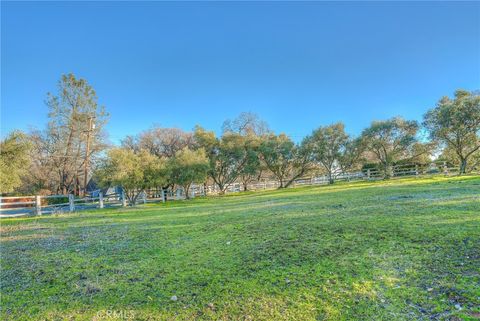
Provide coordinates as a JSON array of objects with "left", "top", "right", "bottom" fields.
[
  {"left": 0, "top": 193, "right": 120, "bottom": 218},
  {"left": 0, "top": 187, "right": 196, "bottom": 218},
  {"left": 0, "top": 161, "right": 474, "bottom": 218}
]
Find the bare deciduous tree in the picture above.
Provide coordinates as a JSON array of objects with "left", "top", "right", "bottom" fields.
[
  {"left": 222, "top": 112, "right": 270, "bottom": 136},
  {"left": 122, "top": 126, "right": 195, "bottom": 158}
]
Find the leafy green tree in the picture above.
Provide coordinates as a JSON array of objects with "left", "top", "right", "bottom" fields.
[
  {"left": 96, "top": 148, "right": 167, "bottom": 205},
  {"left": 305, "top": 123, "right": 349, "bottom": 184},
  {"left": 259, "top": 133, "right": 312, "bottom": 188},
  {"left": 337, "top": 137, "right": 366, "bottom": 175},
  {"left": 361, "top": 117, "right": 426, "bottom": 178},
  {"left": 222, "top": 113, "right": 270, "bottom": 191},
  {"left": 168, "top": 148, "right": 209, "bottom": 199},
  {"left": 238, "top": 136, "right": 264, "bottom": 191},
  {"left": 423, "top": 90, "right": 480, "bottom": 174},
  {"left": 193, "top": 125, "right": 217, "bottom": 151},
  {"left": 0, "top": 131, "right": 31, "bottom": 193},
  {"left": 194, "top": 126, "right": 249, "bottom": 194}
]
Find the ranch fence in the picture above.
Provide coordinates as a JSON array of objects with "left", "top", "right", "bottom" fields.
[{"left": 0, "top": 161, "right": 474, "bottom": 218}]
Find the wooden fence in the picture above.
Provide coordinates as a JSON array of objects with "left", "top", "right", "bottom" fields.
[
  {"left": 0, "top": 187, "right": 196, "bottom": 218},
  {"left": 0, "top": 161, "right": 473, "bottom": 218},
  {"left": 0, "top": 193, "right": 121, "bottom": 218}
]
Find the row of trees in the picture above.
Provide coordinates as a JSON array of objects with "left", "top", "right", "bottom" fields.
[{"left": 1, "top": 74, "right": 479, "bottom": 199}]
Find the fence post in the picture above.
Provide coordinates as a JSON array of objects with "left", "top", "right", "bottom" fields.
[
  {"left": 191, "top": 187, "right": 195, "bottom": 198},
  {"left": 142, "top": 191, "right": 147, "bottom": 204},
  {"left": 99, "top": 191, "right": 104, "bottom": 209},
  {"left": 68, "top": 194, "right": 75, "bottom": 212},
  {"left": 176, "top": 188, "right": 181, "bottom": 199},
  {"left": 121, "top": 190, "right": 127, "bottom": 207},
  {"left": 443, "top": 161, "right": 448, "bottom": 176},
  {"left": 35, "top": 195, "right": 42, "bottom": 216},
  {"left": 415, "top": 164, "right": 419, "bottom": 176},
  {"left": 367, "top": 169, "right": 371, "bottom": 180}
]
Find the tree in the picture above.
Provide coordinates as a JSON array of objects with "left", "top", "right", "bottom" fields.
[
  {"left": 305, "top": 123, "right": 349, "bottom": 184},
  {"left": 337, "top": 137, "right": 366, "bottom": 175},
  {"left": 168, "top": 148, "right": 209, "bottom": 199},
  {"left": 423, "top": 90, "right": 480, "bottom": 174},
  {"left": 259, "top": 133, "right": 312, "bottom": 188},
  {"left": 437, "top": 144, "right": 480, "bottom": 173},
  {"left": 37, "top": 73, "right": 109, "bottom": 195},
  {"left": 222, "top": 112, "right": 270, "bottom": 136},
  {"left": 96, "top": 148, "right": 167, "bottom": 205},
  {"left": 238, "top": 136, "right": 264, "bottom": 191},
  {"left": 222, "top": 113, "right": 269, "bottom": 191},
  {"left": 0, "top": 131, "right": 31, "bottom": 193},
  {"left": 361, "top": 117, "right": 425, "bottom": 178},
  {"left": 122, "top": 126, "right": 194, "bottom": 158},
  {"left": 194, "top": 126, "right": 249, "bottom": 194}
]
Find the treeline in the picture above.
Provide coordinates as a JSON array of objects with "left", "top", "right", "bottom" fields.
[{"left": 1, "top": 74, "right": 479, "bottom": 201}]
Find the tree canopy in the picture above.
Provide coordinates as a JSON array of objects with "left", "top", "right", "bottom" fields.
[
  {"left": 167, "top": 148, "right": 209, "bottom": 198},
  {"left": 361, "top": 117, "right": 427, "bottom": 178},
  {"left": 0, "top": 131, "right": 31, "bottom": 193},
  {"left": 222, "top": 112, "right": 270, "bottom": 136},
  {"left": 96, "top": 148, "right": 167, "bottom": 205},
  {"left": 423, "top": 90, "right": 480, "bottom": 173},
  {"left": 305, "top": 123, "right": 350, "bottom": 184},
  {"left": 259, "top": 134, "right": 312, "bottom": 188},
  {"left": 195, "top": 127, "right": 249, "bottom": 194}
]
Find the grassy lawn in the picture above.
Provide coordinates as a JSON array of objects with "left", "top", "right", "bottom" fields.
[{"left": 1, "top": 176, "right": 479, "bottom": 320}]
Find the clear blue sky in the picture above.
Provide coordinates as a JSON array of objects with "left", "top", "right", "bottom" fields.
[{"left": 2, "top": 1, "right": 479, "bottom": 143}]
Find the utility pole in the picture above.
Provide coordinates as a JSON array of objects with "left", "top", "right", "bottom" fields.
[{"left": 83, "top": 116, "right": 94, "bottom": 197}]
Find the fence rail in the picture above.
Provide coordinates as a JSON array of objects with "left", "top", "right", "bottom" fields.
[{"left": 0, "top": 161, "right": 475, "bottom": 218}]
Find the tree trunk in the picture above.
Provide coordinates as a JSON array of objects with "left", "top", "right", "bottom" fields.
[
  {"left": 460, "top": 158, "right": 467, "bottom": 174},
  {"left": 218, "top": 183, "right": 226, "bottom": 195},
  {"left": 126, "top": 191, "right": 134, "bottom": 206},
  {"left": 283, "top": 177, "right": 297, "bottom": 188},
  {"left": 384, "top": 163, "right": 392, "bottom": 179},
  {"left": 328, "top": 172, "right": 334, "bottom": 184}
]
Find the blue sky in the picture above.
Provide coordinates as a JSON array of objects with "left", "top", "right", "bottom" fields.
[{"left": 2, "top": 1, "right": 479, "bottom": 143}]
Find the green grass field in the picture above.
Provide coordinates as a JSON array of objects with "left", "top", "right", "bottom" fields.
[{"left": 1, "top": 176, "right": 479, "bottom": 320}]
